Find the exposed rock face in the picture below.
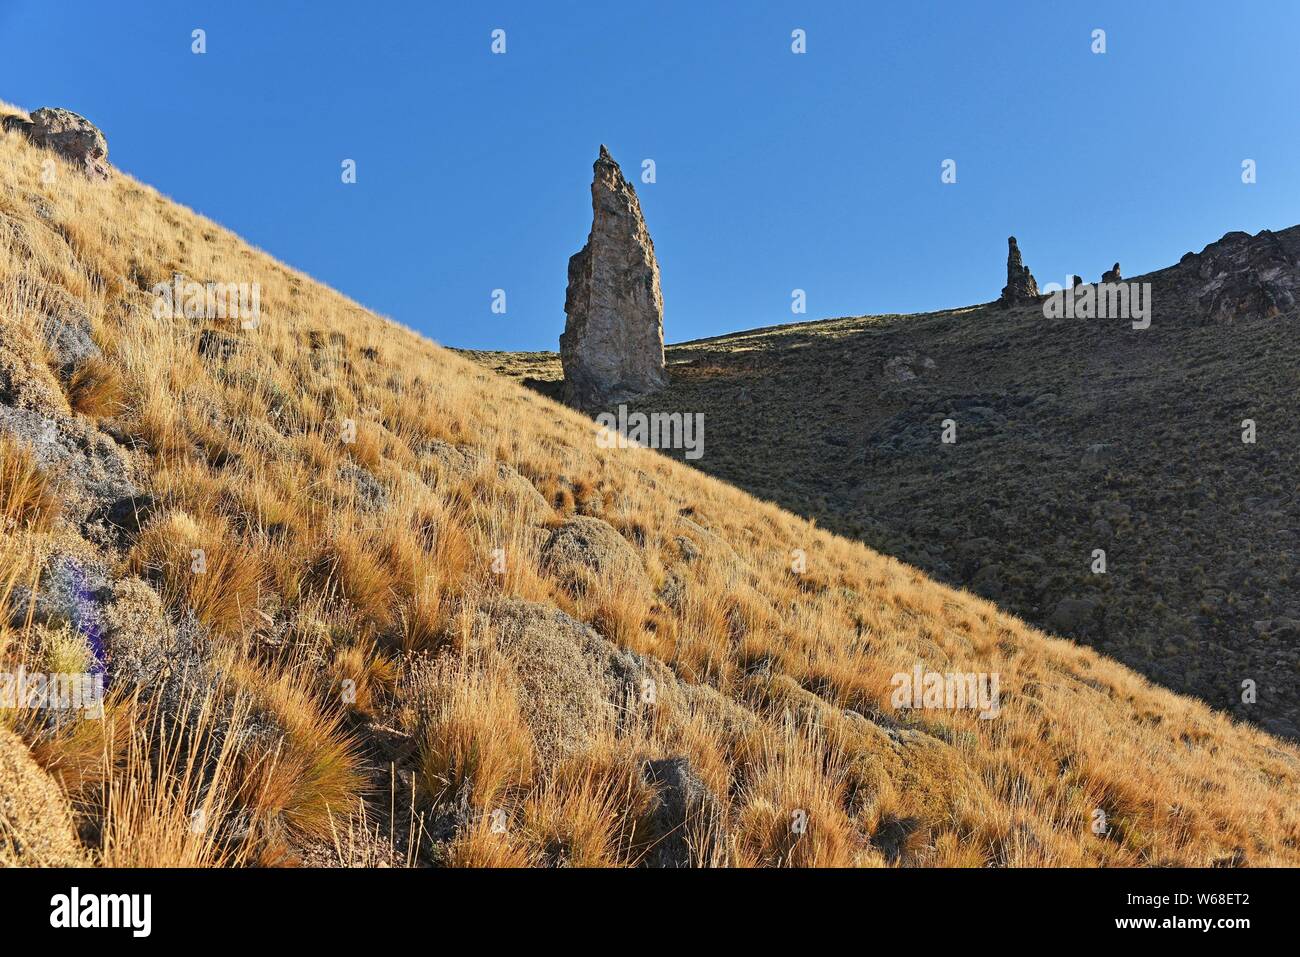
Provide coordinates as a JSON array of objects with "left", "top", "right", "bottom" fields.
[
  {"left": 1186, "top": 229, "right": 1298, "bottom": 320},
  {"left": 1101, "top": 262, "right": 1122, "bottom": 283},
  {"left": 883, "top": 352, "right": 936, "bottom": 383},
  {"left": 560, "top": 145, "right": 667, "bottom": 409},
  {"left": 0, "top": 404, "right": 139, "bottom": 524},
  {"left": 999, "top": 236, "right": 1039, "bottom": 304},
  {"left": 15, "top": 108, "right": 111, "bottom": 182}
]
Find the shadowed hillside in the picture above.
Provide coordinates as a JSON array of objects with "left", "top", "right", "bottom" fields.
[{"left": 3, "top": 102, "right": 1299, "bottom": 868}]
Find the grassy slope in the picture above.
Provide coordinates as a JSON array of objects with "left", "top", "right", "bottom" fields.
[{"left": 2, "top": 106, "right": 1298, "bottom": 866}]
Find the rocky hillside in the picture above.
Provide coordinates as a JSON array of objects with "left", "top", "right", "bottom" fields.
[
  {"left": 473, "top": 227, "right": 1300, "bottom": 744},
  {"left": 2, "top": 103, "right": 1299, "bottom": 867}
]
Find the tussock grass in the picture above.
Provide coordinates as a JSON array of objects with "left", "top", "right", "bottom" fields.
[
  {"left": 406, "top": 658, "right": 536, "bottom": 812},
  {"left": 98, "top": 689, "right": 256, "bottom": 867},
  {"left": 0, "top": 435, "right": 58, "bottom": 532},
  {"left": 66, "top": 356, "right": 123, "bottom": 417},
  {"left": 130, "top": 510, "right": 263, "bottom": 641}
]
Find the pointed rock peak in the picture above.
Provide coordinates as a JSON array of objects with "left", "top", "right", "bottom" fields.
[
  {"left": 1000, "top": 235, "right": 1039, "bottom": 304},
  {"left": 561, "top": 146, "right": 667, "bottom": 410},
  {"left": 596, "top": 144, "right": 620, "bottom": 172}
]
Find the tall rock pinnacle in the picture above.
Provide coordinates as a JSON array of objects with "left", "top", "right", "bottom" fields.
[
  {"left": 1000, "top": 236, "right": 1039, "bottom": 304},
  {"left": 560, "top": 145, "right": 667, "bottom": 410}
]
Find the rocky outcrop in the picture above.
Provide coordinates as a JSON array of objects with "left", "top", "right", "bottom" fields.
[
  {"left": 9, "top": 108, "right": 111, "bottom": 182},
  {"left": 0, "top": 404, "right": 139, "bottom": 525},
  {"left": 1185, "top": 229, "right": 1298, "bottom": 320},
  {"left": 560, "top": 146, "right": 667, "bottom": 409},
  {"left": 883, "top": 352, "right": 936, "bottom": 383},
  {"left": 473, "top": 597, "right": 754, "bottom": 771},
  {"left": 999, "top": 237, "right": 1039, "bottom": 304},
  {"left": 1101, "top": 262, "right": 1122, "bottom": 283}
]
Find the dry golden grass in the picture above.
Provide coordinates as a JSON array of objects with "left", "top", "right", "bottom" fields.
[
  {"left": 98, "top": 688, "right": 256, "bottom": 868},
  {"left": 406, "top": 657, "right": 536, "bottom": 812},
  {"left": 1, "top": 98, "right": 1298, "bottom": 867},
  {"left": 225, "top": 660, "right": 365, "bottom": 841},
  {"left": 66, "top": 356, "right": 124, "bottom": 417},
  {"left": 130, "top": 510, "right": 264, "bottom": 641},
  {"left": 0, "top": 434, "right": 59, "bottom": 532}
]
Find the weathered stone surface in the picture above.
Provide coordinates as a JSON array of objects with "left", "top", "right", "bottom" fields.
[
  {"left": 639, "top": 756, "right": 719, "bottom": 868},
  {"left": 22, "top": 108, "right": 110, "bottom": 182},
  {"left": 0, "top": 405, "right": 139, "bottom": 521},
  {"left": 1101, "top": 262, "right": 1122, "bottom": 283},
  {"left": 999, "top": 236, "right": 1039, "bottom": 304},
  {"left": 541, "top": 515, "right": 648, "bottom": 597},
  {"left": 883, "top": 352, "right": 936, "bottom": 383},
  {"left": 40, "top": 294, "right": 101, "bottom": 376},
  {"left": 474, "top": 597, "right": 754, "bottom": 765},
  {"left": 560, "top": 146, "right": 667, "bottom": 409},
  {"left": 472, "top": 597, "right": 643, "bottom": 761},
  {"left": 336, "top": 463, "right": 389, "bottom": 512},
  {"left": 7, "top": 550, "right": 111, "bottom": 641},
  {"left": 1186, "top": 229, "right": 1298, "bottom": 320}
]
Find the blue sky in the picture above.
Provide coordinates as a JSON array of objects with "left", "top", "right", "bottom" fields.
[{"left": 2, "top": 1, "right": 1296, "bottom": 350}]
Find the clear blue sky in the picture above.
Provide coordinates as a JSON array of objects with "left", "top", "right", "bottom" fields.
[{"left": 2, "top": 1, "right": 1296, "bottom": 350}]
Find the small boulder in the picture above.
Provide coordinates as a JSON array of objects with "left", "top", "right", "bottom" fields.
[
  {"left": 336, "top": 463, "right": 389, "bottom": 512},
  {"left": 1101, "top": 262, "right": 1122, "bottom": 283},
  {"left": 639, "top": 757, "right": 720, "bottom": 867},
  {"left": 541, "top": 516, "right": 648, "bottom": 596},
  {"left": 0, "top": 405, "right": 138, "bottom": 521},
  {"left": 1049, "top": 597, "right": 1100, "bottom": 633},
  {"left": 883, "top": 352, "right": 936, "bottom": 383},
  {"left": 23, "top": 108, "right": 111, "bottom": 182},
  {"left": 40, "top": 296, "right": 101, "bottom": 377}
]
